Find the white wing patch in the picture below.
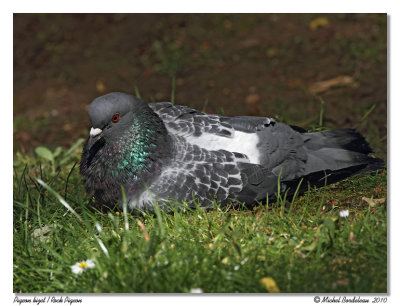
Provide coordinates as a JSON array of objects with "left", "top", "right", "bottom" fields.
[{"left": 185, "top": 130, "right": 261, "bottom": 164}]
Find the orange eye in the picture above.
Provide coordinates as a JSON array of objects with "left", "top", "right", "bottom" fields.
[{"left": 112, "top": 113, "right": 120, "bottom": 123}]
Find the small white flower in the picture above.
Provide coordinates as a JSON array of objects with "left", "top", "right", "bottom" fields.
[
  {"left": 339, "top": 209, "right": 349, "bottom": 218},
  {"left": 240, "top": 257, "right": 248, "bottom": 265},
  {"left": 71, "top": 259, "right": 95, "bottom": 274},
  {"left": 190, "top": 288, "right": 203, "bottom": 293}
]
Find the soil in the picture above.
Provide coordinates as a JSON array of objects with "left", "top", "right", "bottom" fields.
[{"left": 13, "top": 13, "right": 387, "bottom": 159}]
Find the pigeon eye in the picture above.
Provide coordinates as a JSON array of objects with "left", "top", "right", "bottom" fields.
[{"left": 112, "top": 114, "right": 120, "bottom": 123}]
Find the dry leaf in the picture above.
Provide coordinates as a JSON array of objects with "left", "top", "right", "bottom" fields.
[
  {"left": 240, "top": 38, "right": 260, "bottom": 48},
  {"left": 137, "top": 220, "right": 150, "bottom": 242},
  {"left": 294, "top": 240, "right": 305, "bottom": 249},
  {"left": 245, "top": 93, "right": 261, "bottom": 105},
  {"left": 295, "top": 250, "right": 306, "bottom": 259},
  {"left": 255, "top": 209, "right": 264, "bottom": 220},
  {"left": 245, "top": 93, "right": 263, "bottom": 115},
  {"left": 333, "top": 258, "right": 349, "bottom": 265},
  {"left": 222, "top": 88, "right": 231, "bottom": 95},
  {"left": 361, "top": 197, "right": 386, "bottom": 207},
  {"left": 309, "top": 17, "right": 329, "bottom": 30},
  {"left": 96, "top": 80, "right": 106, "bottom": 93},
  {"left": 261, "top": 277, "right": 280, "bottom": 293},
  {"left": 266, "top": 47, "right": 278, "bottom": 57},
  {"left": 333, "top": 278, "right": 349, "bottom": 287},
  {"left": 224, "top": 20, "right": 233, "bottom": 30},
  {"left": 350, "top": 232, "right": 356, "bottom": 244},
  {"left": 309, "top": 76, "right": 355, "bottom": 95},
  {"left": 221, "top": 257, "right": 230, "bottom": 264}
]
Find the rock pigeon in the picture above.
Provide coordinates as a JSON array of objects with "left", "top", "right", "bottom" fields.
[{"left": 80, "top": 92, "right": 383, "bottom": 212}]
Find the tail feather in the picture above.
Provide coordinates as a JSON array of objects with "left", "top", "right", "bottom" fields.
[
  {"left": 280, "top": 128, "right": 386, "bottom": 195},
  {"left": 304, "top": 129, "right": 373, "bottom": 154},
  {"left": 240, "top": 128, "right": 384, "bottom": 207},
  {"left": 302, "top": 129, "right": 383, "bottom": 175},
  {"left": 283, "top": 159, "right": 383, "bottom": 197}
]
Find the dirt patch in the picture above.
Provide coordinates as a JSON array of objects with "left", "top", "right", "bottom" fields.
[{"left": 13, "top": 13, "right": 387, "bottom": 159}]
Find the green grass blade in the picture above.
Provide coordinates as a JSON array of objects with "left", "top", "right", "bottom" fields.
[{"left": 36, "top": 178, "right": 82, "bottom": 222}]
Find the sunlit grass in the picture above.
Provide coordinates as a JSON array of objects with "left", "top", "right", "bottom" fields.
[{"left": 13, "top": 140, "right": 387, "bottom": 293}]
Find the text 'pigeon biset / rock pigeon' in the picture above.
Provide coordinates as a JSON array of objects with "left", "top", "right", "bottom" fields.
[{"left": 80, "top": 92, "right": 384, "bottom": 212}]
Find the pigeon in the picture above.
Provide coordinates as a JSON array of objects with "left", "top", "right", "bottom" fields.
[{"left": 80, "top": 92, "right": 384, "bottom": 212}]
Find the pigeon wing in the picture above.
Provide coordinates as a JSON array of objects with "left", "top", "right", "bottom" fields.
[
  {"left": 139, "top": 137, "right": 250, "bottom": 210},
  {"left": 149, "top": 102, "right": 234, "bottom": 137},
  {"left": 149, "top": 102, "right": 277, "bottom": 137}
]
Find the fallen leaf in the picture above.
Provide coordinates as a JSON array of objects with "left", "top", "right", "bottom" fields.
[
  {"left": 303, "top": 237, "right": 318, "bottom": 252},
  {"left": 287, "top": 78, "right": 302, "bottom": 88},
  {"left": 222, "top": 88, "right": 231, "bottom": 95},
  {"left": 309, "top": 76, "right": 355, "bottom": 95},
  {"left": 96, "top": 80, "right": 106, "bottom": 93},
  {"left": 309, "top": 17, "right": 329, "bottom": 30},
  {"left": 333, "top": 258, "right": 349, "bottom": 265},
  {"left": 361, "top": 197, "right": 386, "bottom": 207},
  {"left": 266, "top": 47, "right": 278, "bottom": 57},
  {"left": 221, "top": 257, "right": 230, "bottom": 264},
  {"left": 350, "top": 232, "right": 356, "bottom": 244},
  {"left": 295, "top": 250, "right": 306, "bottom": 259},
  {"left": 240, "top": 38, "right": 260, "bottom": 48},
  {"left": 261, "top": 277, "right": 280, "bottom": 293},
  {"left": 333, "top": 278, "right": 349, "bottom": 287},
  {"left": 245, "top": 93, "right": 263, "bottom": 115},
  {"left": 137, "top": 220, "right": 150, "bottom": 242},
  {"left": 255, "top": 209, "right": 264, "bottom": 220},
  {"left": 294, "top": 240, "right": 305, "bottom": 249},
  {"left": 63, "top": 123, "right": 72, "bottom": 131},
  {"left": 201, "top": 41, "right": 211, "bottom": 50},
  {"left": 224, "top": 20, "right": 233, "bottom": 30},
  {"left": 245, "top": 93, "right": 261, "bottom": 105}
]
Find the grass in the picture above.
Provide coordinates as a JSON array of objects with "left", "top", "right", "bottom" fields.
[{"left": 13, "top": 139, "right": 387, "bottom": 293}]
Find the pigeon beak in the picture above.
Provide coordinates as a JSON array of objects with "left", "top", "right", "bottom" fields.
[{"left": 90, "top": 127, "right": 103, "bottom": 137}]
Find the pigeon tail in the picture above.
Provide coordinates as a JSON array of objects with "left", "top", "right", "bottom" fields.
[{"left": 287, "top": 128, "right": 384, "bottom": 190}]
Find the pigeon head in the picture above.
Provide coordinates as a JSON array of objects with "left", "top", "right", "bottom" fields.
[
  {"left": 81, "top": 92, "right": 171, "bottom": 207},
  {"left": 88, "top": 92, "right": 147, "bottom": 138}
]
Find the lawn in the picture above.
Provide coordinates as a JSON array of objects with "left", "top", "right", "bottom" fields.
[
  {"left": 12, "top": 13, "right": 387, "bottom": 293},
  {"left": 13, "top": 139, "right": 387, "bottom": 293}
]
